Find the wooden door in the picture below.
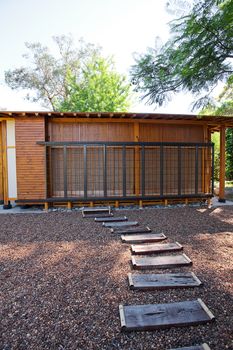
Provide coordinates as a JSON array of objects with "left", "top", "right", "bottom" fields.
[{"left": 0, "top": 122, "right": 4, "bottom": 202}]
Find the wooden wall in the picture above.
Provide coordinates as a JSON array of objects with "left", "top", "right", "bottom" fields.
[
  {"left": 48, "top": 120, "right": 205, "bottom": 143},
  {"left": 139, "top": 124, "right": 204, "bottom": 142},
  {"left": 15, "top": 117, "right": 46, "bottom": 200},
  {"left": 48, "top": 122, "right": 134, "bottom": 142},
  {"left": 0, "top": 123, "right": 3, "bottom": 201}
]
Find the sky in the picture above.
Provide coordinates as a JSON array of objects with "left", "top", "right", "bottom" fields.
[{"left": 0, "top": 0, "right": 194, "bottom": 113}]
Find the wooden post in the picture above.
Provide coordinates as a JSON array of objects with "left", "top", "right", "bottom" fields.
[
  {"left": 139, "top": 200, "right": 143, "bottom": 208},
  {"left": 1, "top": 121, "right": 9, "bottom": 207},
  {"left": 67, "top": 201, "right": 72, "bottom": 210},
  {"left": 219, "top": 126, "right": 226, "bottom": 202},
  {"left": 164, "top": 199, "right": 168, "bottom": 206},
  {"left": 202, "top": 126, "right": 208, "bottom": 193},
  {"left": 44, "top": 202, "right": 49, "bottom": 211},
  {"left": 90, "top": 201, "right": 94, "bottom": 207},
  {"left": 115, "top": 200, "right": 119, "bottom": 208},
  {"left": 134, "top": 123, "right": 140, "bottom": 196}
]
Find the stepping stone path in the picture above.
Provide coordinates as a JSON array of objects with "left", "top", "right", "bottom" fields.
[
  {"left": 95, "top": 216, "right": 127, "bottom": 222},
  {"left": 82, "top": 206, "right": 111, "bottom": 218},
  {"left": 81, "top": 206, "right": 213, "bottom": 349},
  {"left": 119, "top": 299, "right": 214, "bottom": 331},
  {"left": 131, "top": 241, "right": 183, "bottom": 254},
  {"left": 128, "top": 272, "right": 202, "bottom": 290},
  {"left": 111, "top": 226, "right": 152, "bottom": 234},
  {"left": 103, "top": 221, "right": 138, "bottom": 228},
  {"left": 121, "top": 232, "right": 167, "bottom": 243},
  {"left": 132, "top": 254, "right": 192, "bottom": 269}
]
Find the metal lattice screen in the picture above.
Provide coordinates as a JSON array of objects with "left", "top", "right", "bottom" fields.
[{"left": 47, "top": 142, "right": 214, "bottom": 199}]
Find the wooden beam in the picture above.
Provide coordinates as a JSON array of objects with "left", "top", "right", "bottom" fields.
[
  {"left": 219, "top": 126, "right": 226, "bottom": 202},
  {"left": 49, "top": 117, "right": 212, "bottom": 126}
]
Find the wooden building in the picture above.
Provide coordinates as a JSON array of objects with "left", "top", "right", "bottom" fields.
[{"left": 0, "top": 111, "right": 232, "bottom": 209}]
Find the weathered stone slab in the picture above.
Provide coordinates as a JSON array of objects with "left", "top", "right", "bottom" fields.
[
  {"left": 131, "top": 254, "right": 192, "bottom": 270},
  {"left": 121, "top": 233, "right": 167, "bottom": 243},
  {"left": 103, "top": 221, "right": 138, "bottom": 228},
  {"left": 168, "top": 344, "right": 211, "bottom": 350},
  {"left": 119, "top": 299, "right": 214, "bottom": 331},
  {"left": 128, "top": 272, "right": 202, "bottom": 290},
  {"left": 111, "top": 226, "right": 151, "bottom": 234},
  {"left": 95, "top": 216, "right": 127, "bottom": 222},
  {"left": 131, "top": 242, "right": 183, "bottom": 255},
  {"left": 82, "top": 206, "right": 111, "bottom": 217}
]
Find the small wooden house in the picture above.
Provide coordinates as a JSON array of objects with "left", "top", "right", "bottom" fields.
[{"left": 0, "top": 111, "right": 232, "bottom": 209}]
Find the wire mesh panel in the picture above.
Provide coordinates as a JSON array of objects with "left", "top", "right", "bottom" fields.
[
  {"left": 163, "top": 146, "right": 179, "bottom": 195},
  {"left": 107, "top": 147, "right": 123, "bottom": 196},
  {"left": 67, "top": 146, "right": 84, "bottom": 197},
  {"left": 50, "top": 147, "right": 64, "bottom": 197},
  {"left": 48, "top": 142, "right": 214, "bottom": 200},
  {"left": 86, "top": 146, "right": 104, "bottom": 197},
  {"left": 144, "top": 146, "right": 160, "bottom": 195}
]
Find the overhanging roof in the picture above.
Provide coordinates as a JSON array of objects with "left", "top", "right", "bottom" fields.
[{"left": 1, "top": 111, "right": 233, "bottom": 130}]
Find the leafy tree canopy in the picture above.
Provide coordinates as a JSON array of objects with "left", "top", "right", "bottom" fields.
[
  {"left": 57, "top": 56, "right": 131, "bottom": 112},
  {"left": 5, "top": 35, "right": 131, "bottom": 112},
  {"left": 130, "top": 0, "right": 233, "bottom": 109}
]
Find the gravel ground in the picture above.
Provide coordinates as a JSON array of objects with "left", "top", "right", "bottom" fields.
[{"left": 0, "top": 206, "right": 233, "bottom": 350}]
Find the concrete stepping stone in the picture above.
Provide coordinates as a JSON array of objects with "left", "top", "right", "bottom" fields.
[
  {"left": 82, "top": 206, "right": 111, "bottom": 217},
  {"left": 131, "top": 254, "right": 192, "bottom": 270},
  {"left": 131, "top": 242, "right": 183, "bottom": 255},
  {"left": 83, "top": 213, "right": 114, "bottom": 219},
  {"left": 168, "top": 344, "right": 211, "bottom": 350},
  {"left": 95, "top": 216, "right": 127, "bottom": 222},
  {"left": 111, "top": 226, "right": 151, "bottom": 234},
  {"left": 119, "top": 299, "right": 215, "bottom": 331},
  {"left": 103, "top": 221, "right": 138, "bottom": 228},
  {"left": 128, "top": 272, "right": 202, "bottom": 290},
  {"left": 121, "top": 233, "right": 167, "bottom": 243}
]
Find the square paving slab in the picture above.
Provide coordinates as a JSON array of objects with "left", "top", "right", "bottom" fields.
[
  {"left": 168, "top": 344, "right": 211, "bottom": 350},
  {"left": 111, "top": 226, "right": 152, "bottom": 234},
  {"left": 95, "top": 216, "right": 128, "bottom": 222},
  {"left": 103, "top": 221, "right": 138, "bottom": 228},
  {"left": 119, "top": 299, "right": 214, "bottom": 331},
  {"left": 131, "top": 254, "right": 192, "bottom": 269},
  {"left": 128, "top": 272, "right": 202, "bottom": 290},
  {"left": 131, "top": 242, "right": 183, "bottom": 255},
  {"left": 121, "top": 233, "right": 167, "bottom": 243}
]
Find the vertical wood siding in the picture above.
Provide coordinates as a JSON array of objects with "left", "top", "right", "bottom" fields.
[
  {"left": 0, "top": 123, "right": 3, "bottom": 201},
  {"left": 48, "top": 122, "right": 134, "bottom": 142},
  {"left": 139, "top": 124, "right": 204, "bottom": 142},
  {"left": 15, "top": 118, "right": 46, "bottom": 199}
]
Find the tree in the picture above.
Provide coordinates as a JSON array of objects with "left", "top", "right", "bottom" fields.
[
  {"left": 57, "top": 56, "right": 131, "bottom": 112},
  {"left": 5, "top": 35, "right": 131, "bottom": 112},
  {"left": 130, "top": 0, "right": 233, "bottom": 109},
  {"left": 202, "top": 75, "right": 233, "bottom": 180}
]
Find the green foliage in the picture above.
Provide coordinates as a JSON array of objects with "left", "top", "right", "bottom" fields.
[
  {"left": 201, "top": 74, "right": 233, "bottom": 180},
  {"left": 226, "top": 128, "right": 233, "bottom": 180},
  {"left": 5, "top": 35, "right": 131, "bottom": 112},
  {"left": 131, "top": 0, "right": 233, "bottom": 108},
  {"left": 57, "top": 56, "right": 131, "bottom": 112},
  {"left": 211, "top": 132, "right": 220, "bottom": 180}
]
